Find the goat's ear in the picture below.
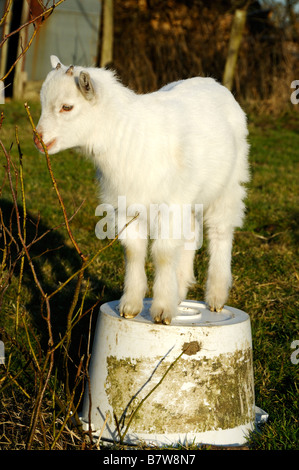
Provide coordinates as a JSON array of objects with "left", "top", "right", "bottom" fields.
[
  {"left": 50, "top": 55, "right": 61, "bottom": 69},
  {"left": 78, "top": 71, "right": 95, "bottom": 101}
]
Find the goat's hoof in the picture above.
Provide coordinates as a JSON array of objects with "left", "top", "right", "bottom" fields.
[
  {"left": 150, "top": 304, "right": 172, "bottom": 325},
  {"left": 119, "top": 297, "right": 142, "bottom": 319},
  {"left": 209, "top": 304, "right": 224, "bottom": 313},
  {"left": 154, "top": 316, "right": 172, "bottom": 325},
  {"left": 120, "top": 311, "right": 140, "bottom": 319}
]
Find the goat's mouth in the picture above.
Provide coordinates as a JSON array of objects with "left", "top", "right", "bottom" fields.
[{"left": 34, "top": 135, "right": 56, "bottom": 153}]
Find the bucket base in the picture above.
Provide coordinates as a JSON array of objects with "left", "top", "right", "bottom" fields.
[
  {"left": 79, "top": 406, "right": 268, "bottom": 448},
  {"left": 80, "top": 299, "right": 268, "bottom": 448}
]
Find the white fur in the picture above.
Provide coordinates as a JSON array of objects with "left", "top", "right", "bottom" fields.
[{"left": 35, "top": 56, "right": 250, "bottom": 324}]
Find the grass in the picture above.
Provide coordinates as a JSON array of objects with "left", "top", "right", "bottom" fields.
[{"left": 0, "top": 101, "right": 298, "bottom": 450}]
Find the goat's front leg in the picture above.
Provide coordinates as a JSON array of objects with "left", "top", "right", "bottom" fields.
[
  {"left": 150, "top": 239, "right": 182, "bottom": 325},
  {"left": 119, "top": 237, "right": 148, "bottom": 319}
]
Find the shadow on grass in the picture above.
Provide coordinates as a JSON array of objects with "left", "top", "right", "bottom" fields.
[{"left": 0, "top": 198, "right": 122, "bottom": 385}]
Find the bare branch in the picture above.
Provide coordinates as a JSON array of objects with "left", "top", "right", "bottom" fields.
[{"left": 0, "top": 0, "right": 67, "bottom": 81}]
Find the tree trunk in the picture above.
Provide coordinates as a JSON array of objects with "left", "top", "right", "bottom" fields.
[
  {"left": 13, "top": 0, "right": 29, "bottom": 99},
  {"left": 222, "top": 9, "right": 247, "bottom": 91},
  {"left": 100, "top": 0, "right": 114, "bottom": 68}
]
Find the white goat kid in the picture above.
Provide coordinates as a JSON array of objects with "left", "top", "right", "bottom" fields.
[{"left": 35, "top": 55, "right": 250, "bottom": 325}]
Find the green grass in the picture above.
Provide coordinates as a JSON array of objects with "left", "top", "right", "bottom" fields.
[{"left": 0, "top": 102, "right": 298, "bottom": 450}]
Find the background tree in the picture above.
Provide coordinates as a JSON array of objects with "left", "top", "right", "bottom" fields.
[{"left": 99, "top": 0, "right": 114, "bottom": 68}]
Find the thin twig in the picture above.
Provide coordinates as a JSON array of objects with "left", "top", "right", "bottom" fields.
[
  {"left": 47, "top": 213, "right": 140, "bottom": 302},
  {"left": 0, "top": 138, "right": 55, "bottom": 450},
  {"left": 25, "top": 103, "right": 87, "bottom": 262},
  {"left": 1, "top": 28, "right": 38, "bottom": 82},
  {"left": 0, "top": 0, "right": 12, "bottom": 28},
  {"left": 0, "top": 0, "right": 67, "bottom": 82},
  {"left": 96, "top": 413, "right": 109, "bottom": 449},
  {"left": 118, "top": 349, "right": 185, "bottom": 444},
  {"left": 15, "top": 127, "right": 26, "bottom": 329},
  {"left": 26, "top": 199, "right": 85, "bottom": 251}
]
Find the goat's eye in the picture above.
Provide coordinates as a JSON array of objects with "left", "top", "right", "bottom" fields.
[{"left": 61, "top": 105, "right": 74, "bottom": 112}]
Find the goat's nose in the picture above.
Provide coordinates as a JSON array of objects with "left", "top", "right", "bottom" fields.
[
  {"left": 34, "top": 129, "right": 41, "bottom": 140},
  {"left": 34, "top": 131, "right": 44, "bottom": 152}
]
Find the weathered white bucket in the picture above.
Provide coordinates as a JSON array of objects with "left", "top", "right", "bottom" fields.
[{"left": 81, "top": 299, "right": 258, "bottom": 447}]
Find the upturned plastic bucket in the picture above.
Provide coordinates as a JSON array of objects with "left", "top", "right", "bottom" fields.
[{"left": 81, "top": 299, "right": 258, "bottom": 447}]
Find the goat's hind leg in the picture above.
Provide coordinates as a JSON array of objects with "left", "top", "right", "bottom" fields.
[
  {"left": 176, "top": 245, "right": 196, "bottom": 303},
  {"left": 204, "top": 188, "right": 244, "bottom": 312},
  {"left": 205, "top": 224, "right": 233, "bottom": 312},
  {"left": 119, "top": 237, "right": 148, "bottom": 319}
]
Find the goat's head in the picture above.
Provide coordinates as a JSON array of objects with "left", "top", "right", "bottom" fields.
[{"left": 34, "top": 56, "right": 96, "bottom": 154}]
